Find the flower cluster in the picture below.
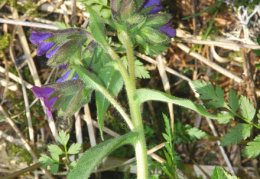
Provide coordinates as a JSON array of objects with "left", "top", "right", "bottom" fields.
[{"left": 29, "top": 28, "right": 88, "bottom": 120}]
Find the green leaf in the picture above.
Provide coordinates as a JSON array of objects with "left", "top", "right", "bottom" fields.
[
  {"left": 133, "top": 88, "right": 233, "bottom": 121},
  {"left": 68, "top": 143, "right": 82, "bottom": 154},
  {"left": 48, "top": 145, "right": 63, "bottom": 162},
  {"left": 220, "top": 123, "right": 251, "bottom": 146},
  {"left": 140, "top": 27, "right": 170, "bottom": 44},
  {"left": 243, "top": 135, "right": 260, "bottom": 158},
  {"left": 68, "top": 132, "right": 138, "bottom": 179},
  {"left": 191, "top": 80, "right": 229, "bottom": 109},
  {"left": 48, "top": 144, "right": 63, "bottom": 155},
  {"left": 56, "top": 130, "right": 70, "bottom": 146},
  {"left": 228, "top": 89, "right": 239, "bottom": 113},
  {"left": 185, "top": 126, "right": 208, "bottom": 140},
  {"left": 96, "top": 62, "right": 123, "bottom": 140},
  {"left": 222, "top": 167, "right": 240, "bottom": 179},
  {"left": 50, "top": 164, "right": 59, "bottom": 174},
  {"left": 122, "top": 57, "right": 150, "bottom": 79},
  {"left": 73, "top": 65, "right": 105, "bottom": 92},
  {"left": 39, "top": 155, "right": 54, "bottom": 168},
  {"left": 88, "top": 7, "right": 108, "bottom": 47},
  {"left": 239, "top": 95, "right": 255, "bottom": 121},
  {"left": 211, "top": 166, "right": 226, "bottom": 179}
]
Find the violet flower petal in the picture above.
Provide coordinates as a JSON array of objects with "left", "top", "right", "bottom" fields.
[
  {"left": 149, "top": 6, "right": 163, "bottom": 13},
  {"left": 158, "top": 22, "right": 176, "bottom": 38},
  {"left": 37, "top": 42, "right": 55, "bottom": 56},
  {"left": 46, "top": 46, "right": 59, "bottom": 58},
  {"left": 31, "top": 86, "right": 58, "bottom": 120},
  {"left": 56, "top": 70, "right": 78, "bottom": 83},
  {"left": 56, "top": 70, "right": 71, "bottom": 83},
  {"left": 144, "top": 0, "right": 161, "bottom": 8},
  {"left": 43, "top": 96, "right": 58, "bottom": 120},
  {"left": 29, "top": 31, "right": 53, "bottom": 45},
  {"left": 31, "top": 86, "right": 55, "bottom": 98}
]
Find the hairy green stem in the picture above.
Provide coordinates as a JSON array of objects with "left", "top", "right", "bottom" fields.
[
  {"left": 107, "top": 43, "right": 148, "bottom": 178},
  {"left": 121, "top": 31, "right": 136, "bottom": 89}
]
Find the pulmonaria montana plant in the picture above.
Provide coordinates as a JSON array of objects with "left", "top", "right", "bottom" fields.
[{"left": 30, "top": 0, "right": 179, "bottom": 178}]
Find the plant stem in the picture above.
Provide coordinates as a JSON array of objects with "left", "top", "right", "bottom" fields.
[
  {"left": 121, "top": 30, "right": 148, "bottom": 179},
  {"left": 107, "top": 39, "right": 148, "bottom": 178}
]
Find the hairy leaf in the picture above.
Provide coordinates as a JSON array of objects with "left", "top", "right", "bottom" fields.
[
  {"left": 68, "top": 132, "right": 138, "bottom": 179},
  {"left": 220, "top": 123, "right": 251, "bottom": 146},
  {"left": 96, "top": 62, "right": 123, "bottom": 140},
  {"left": 133, "top": 88, "right": 233, "bottom": 121},
  {"left": 88, "top": 7, "right": 108, "bottom": 47}
]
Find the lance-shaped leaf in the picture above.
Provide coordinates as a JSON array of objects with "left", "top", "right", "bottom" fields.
[
  {"left": 133, "top": 88, "right": 234, "bottom": 121},
  {"left": 144, "top": 14, "right": 172, "bottom": 29},
  {"left": 140, "top": 26, "right": 170, "bottom": 44},
  {"left": 88, "top": 7, "right": 108, "bottom": 48},
  {"left": 43, "top": 28, "right": 90, "bottom": 43},
  {"left": 96, "top": 62, "right": 123, "bottom": 140},
  {"left": 120, "top": 0, "right": 136, "bottom": 20},
  {"left": 68, "top": 132, "right": 138, "bottom": 179}
]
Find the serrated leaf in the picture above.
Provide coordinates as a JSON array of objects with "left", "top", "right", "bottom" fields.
[
  {"left": 96, "top": 62, "right": 123, "bottom": 140},
  {"left": 220, "top": 123, "right": 251, "bottom": 146},
  {"left": 222, "top": 167, "right": 240, "bottom": 179},
  {"left": 228, "top": 89, "right": 239, "bottom": 113},
  {"left": 215, "top": 111, "right": 232, "bottom": 123},
  {"left": 68, "top": 143, "right": 82, "bottom": 154},
  {"left": 50, "top": 164, "right": 59, "bottom": 174},
  {"left": 50, "top": 153, "right": 60, "bottom": 163},
  {"left": 186, "top": 127, "right": 208, "bottom": 140},
  {"left": 243, "top": 135, "right": 260, "bottom": 158},
  {"left": 48, "top": 145, "right": 63, "bottom": 156},
  {"left": 133, "top": 89, "right": 233, "bottom": 121},
  {"left": 68, "top": 132, "right": 138, "bottom": 179},
  {"left": 39, "top": 155, "right": 54, "bottom": 168},
  {"left": 191, "top": 80, "right": 229, "bottom": 109},
  {"left": 211, "top": 166, "right": 226, "bottom": 179},
  {"left": 56, "top": 130, "right": 70, "bottom": 146},
  {"left": 121, "top": 57, "right": 150, "bottom": 79},
  {"left": 88, "top": 7, "right": 108, "bottom": 47},
  {"left": 239, "top": 95, "right": 255, "bottom": 121}
]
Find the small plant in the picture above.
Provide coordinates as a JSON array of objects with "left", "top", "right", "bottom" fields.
[
  {"left": 39, "top": 130, "right": 81, "bottom": 174},
  {"left": 27, "top": 0, "right": 260, "bottom": 178}
]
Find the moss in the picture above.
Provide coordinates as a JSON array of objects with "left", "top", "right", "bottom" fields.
[{"left": 0, "top": 33, "right": 11, "bottom": 50}]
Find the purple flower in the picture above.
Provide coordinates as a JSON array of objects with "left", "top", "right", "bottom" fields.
[
  {"left": 31, "top": 70, "right": 78, "bottom": 120},
  {"left": 143, "top": 0, "right": 163, "bottom": 13},
  {"left": 158, "top": 21, "right": 176, "bottom": 38},
  {"left": 29, "top": 31, "right": 59, "bottom": 58},
  {"left": 31, "top": 86, "right": 58, "bottom": 120},
  {"left": 142, "top": 0, "right": 176, "bottom": 38}
]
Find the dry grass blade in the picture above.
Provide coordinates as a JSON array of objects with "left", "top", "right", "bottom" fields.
[
  {"left": 0, "top": 105, "right": 54, "bottom": 179},
  {"left": 175, "top": 43, "right": 243, "bottom": 83},
  {"left": 83, "top": 104, "right": 97, "bottom": 147},
  {"left": 9, "top": 35, "right": 34, "bottom": 143},
  {"left": 74, "top": 110, "right": 83, "bottom": 156},
  {"left": 156, "top": 55, "right": 174, "bottom": 133}
]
